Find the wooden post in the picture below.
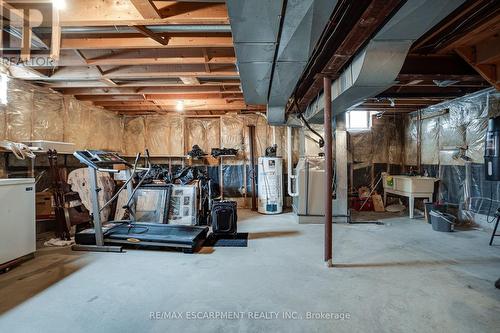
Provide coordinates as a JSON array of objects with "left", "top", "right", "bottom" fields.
[{"left": 324, "top": 76, "right": 333, "bottom": 267}]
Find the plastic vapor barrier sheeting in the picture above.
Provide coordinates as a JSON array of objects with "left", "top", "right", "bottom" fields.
[
  {"left": 5, "top": 79, "right": 33, "bottom": 142},
  {"left": 421, "top": 117, "right": 440, "bottom": 165},
  {"left": 404, "top": 116, "right": 418, "bottom": 166},
  {"left": 32, "top": 91, "right": 64, "bottom": 142},
  {"left": 0, "top": 77, "right": 124, "bottom": 152},
  {"left": 348, "top": 116, "right": 403, "bottom": 165},
  {"left": 145, "top": 115, "right": 184, "bottom": 156},
  {"left": 407, "top": 90, "right": 500, "bottom": 220},
  {"left": 123, "top": 116, "right": 146, "bottom": 155}
]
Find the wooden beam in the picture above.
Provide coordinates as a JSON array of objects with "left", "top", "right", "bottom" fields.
[
  {"left": 14, "top": 64, "right": 238, "bottom": 80},
  {"left": 133, "top": 25, "right": 169, "bottom": 45},
  {"left": 58, "top": 86, "right": 241, "bottom": 95},
  {"left": 43, "top": 79, "right": 241, "bottom": 88},
  {"left": 59, "top": 36, "right": 233, "bottom": 49},
  {"left": 59, "top": 0, "right": 228, "bottom": 26},
  {"left": 50, "top": 5, "right": 61, "bottom": 60},
  {"left": 131, "top": 0, "right": 161, "bottom": 19},
  {"left": 455, "top": 47, "right": 499, "bottom": 90},
  {"left": 21, "top": 8, "right": 31, "bottom": 62},
  {"left": 105, "top": 104, "right": 265, "bottom": 112},
  {"left": 75, "top": 93, "right": 243, "bottom": 101},
  {"left": 95, "top": 99, "right": 243, "bottom": 107},
  {"left": 73, "top": 49, "right": 89, "bottom": 64},
  {"left": 5, "top": 49, "right": 236, "bottom": 66}
]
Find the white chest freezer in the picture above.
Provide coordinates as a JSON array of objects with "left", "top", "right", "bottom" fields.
[{"left": 0, "top": 178, "right": 36, "bottom": 269}]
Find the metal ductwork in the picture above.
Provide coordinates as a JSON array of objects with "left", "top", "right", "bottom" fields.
[
  {"left": 227, "top": 0, "right": 337, "bottom": 118},
  {"left": 226, "top": 0, "right": 284, "bottom": 104},
  {"left": 304, "top": 0, "right": 467, "bottom": 123},
  {"left": 267, "top": 0, "right": 338, "bottom": 125}
]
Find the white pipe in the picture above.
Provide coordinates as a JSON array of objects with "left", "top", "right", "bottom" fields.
[
  {"left": 287, "top": 126, "right": 299, "bottom": 197},
  {"left": 272, "top": 126, "right": 276, "bottom": 145}
]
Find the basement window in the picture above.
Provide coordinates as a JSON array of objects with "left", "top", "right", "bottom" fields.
[{"left": 346, "top": 111, "right": 372, "bottom": 131}]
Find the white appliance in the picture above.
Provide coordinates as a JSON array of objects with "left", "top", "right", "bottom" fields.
[
  {"left": 257, "top": 157, "right": 283, "bottom": 214},
  {"left": 292, "top": 157, "right": 348, "bottom": 224},
  {"left": 0, "top": 178, "right": 36, "bottom": 268}
]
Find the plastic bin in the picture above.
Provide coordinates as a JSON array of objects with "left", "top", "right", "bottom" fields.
[{"left": 430, "top": 211, "right": 455, "bottom": 232}]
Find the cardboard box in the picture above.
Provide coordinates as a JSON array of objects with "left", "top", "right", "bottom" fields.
[{"left": 36, "top": 192, "right": 53, "bottom": 217}]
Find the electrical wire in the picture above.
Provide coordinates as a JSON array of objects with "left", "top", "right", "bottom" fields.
[{"left": 295, "top": 103, "right": 325, "bottom": 148}]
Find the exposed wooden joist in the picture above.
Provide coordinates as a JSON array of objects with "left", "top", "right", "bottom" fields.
[
  {"left": 14, "top": 64, "right": 238, "bottom": 81},
  {"left": 58, "top": 85, "right": 241, "bottom": 95},
  {"left": 21, "top": 8, "right": 31, "bottom": 62},
  {"left": 108, "top": 103, "right": 264, "bottom": 112},
  {"left": 131, "top": 0, "right": 161, "bottom": 19},
  {"left": 75, "top": 93, "right": 243, "bottom": 101},
  {"left": 58, "top": 36, "right": 233, "bottom": 50},
  {"left": 95, "top": 99, "right": 244, "bottom": 107},
  {"left": 50, "top": 5, "right": 61, "bottom": 60},
  {"left": 2, "top": 49, "right": 236, "bottom": 67},
  {"left": 455, "top": 47, "right": 499, "bottom": 90},
  {"left": 42, "top": 79, "right": 241, "bottom": 88},
  {"left": 59, "top": 0, "right": 228, "bottom": 26}
]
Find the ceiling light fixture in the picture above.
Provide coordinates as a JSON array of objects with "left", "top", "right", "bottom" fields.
[
  {"left": 53, "top": 0, "right": 66, "bottom": 10},
  {"left": 176, "top": 100, "right": 184, "bottom": 112}
]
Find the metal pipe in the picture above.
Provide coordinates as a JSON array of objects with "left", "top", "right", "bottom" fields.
[
  {"left": 324, "top": 76, "right": 333, "bottom": 267},
  {"left": 248, "top": 125, "right": 257, "bottom": 211},
  {"left": 287, "top": 126, "right": 299, "bottom": 197},
  {"left": 34, "top": 25, "right": 232, "bottom": 34}
]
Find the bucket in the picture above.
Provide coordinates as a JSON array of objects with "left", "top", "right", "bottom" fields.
[{"left": 430, "top": 210, "right": 455, "bottom": 232}]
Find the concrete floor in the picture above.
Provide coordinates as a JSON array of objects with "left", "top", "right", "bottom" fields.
[{"left": 1, "top": 210, "right": 499, "bottom": 333}]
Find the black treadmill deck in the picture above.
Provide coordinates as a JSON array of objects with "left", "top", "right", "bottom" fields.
[{"left": 76, "top": 222, "right": 208, "bottom": 252}]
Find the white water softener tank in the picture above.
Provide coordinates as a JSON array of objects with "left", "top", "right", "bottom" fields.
[{"left": 257, "top": 157, "right": 283, "bottom": 214}]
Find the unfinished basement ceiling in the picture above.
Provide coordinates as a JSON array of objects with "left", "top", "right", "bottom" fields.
[
  {"left": 291, "top": 0, "right": 497, "bottom": 122},
  {"left": 2, "top": 0, "right": 266, "bottom": 116}
]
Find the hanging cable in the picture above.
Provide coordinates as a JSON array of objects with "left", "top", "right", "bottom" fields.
[{"left": 294, "top": 100, "right": 325, "bottom": 148}]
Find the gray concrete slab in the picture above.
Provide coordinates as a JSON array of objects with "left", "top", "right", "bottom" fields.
[{"left": 1, "top": 210, "right": 499, "bottom": 333}]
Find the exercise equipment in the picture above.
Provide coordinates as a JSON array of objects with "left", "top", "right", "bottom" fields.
[{"left": 72, "top": 150, "right": 208, "bottom": 253}]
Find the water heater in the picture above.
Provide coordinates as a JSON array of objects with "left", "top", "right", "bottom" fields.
[
  {"left": 257, "top": 157, "right": 283, "bottom": 214},
  {"left": 485, "top": 116, "right": 500, "bottom": 181}
]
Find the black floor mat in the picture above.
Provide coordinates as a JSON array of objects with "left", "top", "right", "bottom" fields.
[{"left": 204, "top": 233, "right": 248, "bottom": 247}]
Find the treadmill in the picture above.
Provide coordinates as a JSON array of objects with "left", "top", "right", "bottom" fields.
[{"left": 72, "top": 150, "right": 208, "bottom": 253}]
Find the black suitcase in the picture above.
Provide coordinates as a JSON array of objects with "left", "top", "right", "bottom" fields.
[{"left": 211, "top": 201, "right": 237, "bottom": 236}]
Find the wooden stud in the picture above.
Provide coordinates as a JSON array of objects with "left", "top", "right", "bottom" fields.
[
  {"left": 131, "top": 0, "right": 161, "bottom": 19},
  {"left": 50, "top": 5, "right": 61, "bottom": 61},
  {"left": 21, "top": 9, "right": 31, "bottom": 62}
]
